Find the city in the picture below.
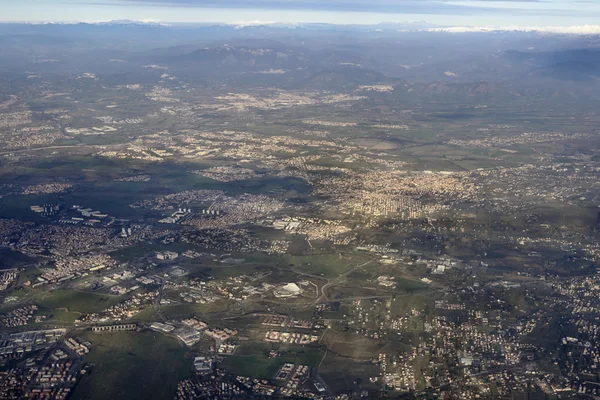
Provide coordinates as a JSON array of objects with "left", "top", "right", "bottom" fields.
[{"left": 0, "top": 9, "right": 600, "bottom": 400}]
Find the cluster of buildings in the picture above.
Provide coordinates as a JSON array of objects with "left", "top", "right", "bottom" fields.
[
  {"left": 158, "top": 209, "right": 191, "bottom": 224},
  {"left": 272, "top": 217, "right": 353, "bottom": 244},
  {"left": 31, "top": 204, "right": 62, "bottom": 217},
  {"left": 0, "top": 356, "right": 86, "bottom": 399},
  {"left": 180, "top": 228, "right": 265, "bottom": 254},
  {"left": 217, "top": 343, "right": 237, "bottom": 355},
  {"left": 309, "top": 269, "right": 600, "bottom": 399},
  {"left": 376, "top": 276, "right": 396, "bottom": 289},
  {"left": 65, "top": 125, "right": 118, "bottom": 135},
  {"left": 547, "top": 275, "right": 600, "bottom": 391},
  {"left": 114, "top": 174, "right": 151, "bottom": 182},
  {"left": 130, "top": 189, "right": 223, "bottom": 211},
  {"left": 178, "top": 288, "right": 220, "bottom": 304},
  {"left": 211, "top": 91, "right": 364, "bottom": 112},
  {"left": 7, "top": 82, "right": 600, "bottom": 400},
  {"left": 22, "top": 183, "right": 72, "bottom": 195},
  {"left": 155, "top": 251, "right": 179, "bottom": 260},
  {"left": 0, "top": 270, "right": 18, "bottom": 291},
  {"left": 448, "top": 131, "right": 590, "bottom": 148},
  {"left": 473, "top": 162, "right": 600, "bottom": 206},
  {"left": 146, "top": 85, "right": 179, "bottom": 103},
  {"left": 0, "top": 329, "right": 65, "bottom": 360},
  {"left": 378, "top": 352, "right": 416, "bottom": 392},
  {"left": 176, "top": 365, "right": 326, "bottom": 399},
  {"left": 303, "top": 119, "right": 357, "bottom": 127},
  {"left": 98, "top": 146, "right": 171, "bottom": 162},
  {"left": 235, "top": 376, "right": 277, "bottom": 397},
  {"left": 0, "top": 219, "right": 32, "bottom": 247},
  {"left": 197, "top": 273, "right": 274, "bottom": 302},
  {"left": 96, "top": 121, "right": 355, "bottom": 170},
  {"left": 1, "top": 122, "right": 65, "bottom": 149},
  {"left": 193, "top": 356, "right": 213, "bottom": 373},
  {"left": 75, "top": 291, "right": 157, "bottom": 324},
  {"left": 183, "top": 194, "right": 284, "bottom": 232},
  {"left": 176, "top": 327, "right": 203, "bottom": 347},
  {"left": 63, "top": 337, "right": 90, "bottom": 356},
  {"left": 175, "top": 372, "right": 247, "bottom": 399},
  {"left": 181, "top": 316, "right": 208, "bottom": 331},
  {"left": 192, "top": 166, "right": 258, "bottom": 182},
  {"left": 0, "top": 110, "right": 32, "bottom": 130},
  {"left": 311, "top": 169, "right": 479, "bottom": 222},
  {"left": 38, "top": 253, "right": 116, "bottom": 284},
  {"left": 275, "top": 363, "right": 311, "bottom": 397},
  {"left": 0, "top": 305, "right": 37, "bottom": 327},
  {"left": 72, "top": 205, "right": 109, "bottom": 219},
  {"left": 173, "top": 275, "right": 236, "bottom": 302},
  {"left": 15, "top": 224, "right": 111, "bottom": 259},
  {"left": 264, "top": 331, "right": 319, "bottom": 344},
  {"left": 96, "top": 269, "right": 136, "bottom": 289},
  {"left": 312, "top": 287, "right": 536, "bottom": 396},
  {"left": 205, "top": 327, "right": 238, "bottom": 342},
  {"left": 262, "top": 315, "right": 313, "bottom": 329},
  {"left": 29, "top": 201, "right": 120, "bottom": 229},
  {"left": 263, "top": 239, "right": 291, "bottom": 254},
  {"left": 349, "top": 192, "right": 429, "bottom": 219},
  {"left": 373, "top": 123, "right": 407, "bottom": 129},
  {"left": 91, "top": 323, "right": 137, "bottom": 332},
  {"left": 151, "top": 316, "right": 236, "bottom": 347},
  {"left": 357, "top": 85, "right": 394, "bottom": 93}
]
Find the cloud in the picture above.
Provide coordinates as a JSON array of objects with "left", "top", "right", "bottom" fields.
[
  {"left": 230, "top": 19, "right": 278, "bottom": 27},
  {"left": 70, "top": 0, "right": 590, "bottom": 19},
  {"left": 427, "top": 24, "right": 600, "bottom": 34},
  {"left": 106, "top": 0, "right": 555, "bottom": 14},
  {"left": 116, "top": 0, "right": 548, "bottom": 3},
  {"left": 69, "top": 0, "right": 599, "bottom": 23}
]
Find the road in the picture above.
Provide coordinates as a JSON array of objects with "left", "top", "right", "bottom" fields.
[
  {"left": 257, "top": 258, "right": 377, "bottom": 311},
  {"left": 153, "top": 277, "right": 167, "bottom": 322},
  {"left": 316, "top": 258, "right": 376, "bottom": 304},
  {"left": 251, "top": 257, "right": 443, "bottom": 311}
]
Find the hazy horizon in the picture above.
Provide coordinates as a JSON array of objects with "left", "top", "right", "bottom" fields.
[{"left": 1, "top": 0, "right": 599, "bottom": 27}]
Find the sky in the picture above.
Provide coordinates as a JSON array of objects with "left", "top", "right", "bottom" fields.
[{"left": 1, "top": 0, "right": 599, "bottom": 27}]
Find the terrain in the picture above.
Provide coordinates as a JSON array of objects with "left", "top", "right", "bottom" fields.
[{"left": 0, "top": 21, "right": 599, "bottom": 399}]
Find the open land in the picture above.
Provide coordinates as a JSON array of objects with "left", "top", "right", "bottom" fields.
[{"left": 0, "top": 22, "right": 600, "bottom": 400}]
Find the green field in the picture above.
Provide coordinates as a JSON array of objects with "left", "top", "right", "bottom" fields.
[
  {"left": 220, "top": 342, "right": 324, "bottom": 380},
  {"left": 320, "top": 330, "right": 386, "bottom": 359},
  {"left": 37, "top": 308, "right": 81, "bottom": 324},
  {"left": 394, "top": 277, "right": 430, "bottom": 293},
  {"left": 205, "top": 251, "right": 373, "bottom": 280},
  {"left": 390, "top": 292, "right": 433, "bottom": 315},
  {"left": 34, "top": 289, "right": 123, "bottom": 314},
  {"left": 280, "top": 252, "right": 372, "bottom": 278},
  {"left": 319, "top": 353, "right": 381, "bottom": 394},
  {"left": 71, "top": 331, "right": 191, "bottom": 400}
]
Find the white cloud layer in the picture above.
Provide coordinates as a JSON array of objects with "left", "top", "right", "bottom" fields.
[{"left": 426, "top": 24, "right": 600, "bottom": 35}]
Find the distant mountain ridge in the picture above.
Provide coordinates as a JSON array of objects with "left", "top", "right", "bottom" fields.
[{"left": 505, "top": 48, "right": 600, "bottom": 81}]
